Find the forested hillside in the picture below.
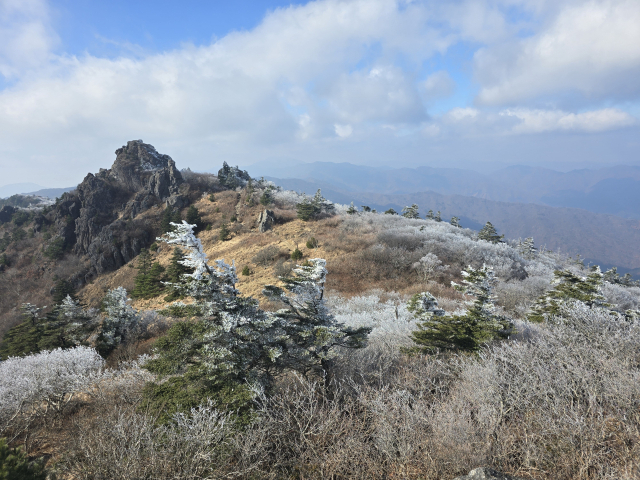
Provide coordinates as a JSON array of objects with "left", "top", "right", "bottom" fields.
[{"left": 1, "top": 142, "right": 640, "bottom": 479}]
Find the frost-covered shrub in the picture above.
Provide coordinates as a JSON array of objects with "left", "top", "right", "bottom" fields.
[
  {"left": 60, "top": 400, "right": 237, "bottom": 480},
  {"left": 602, "top": 283, "right": 640, "bottom": 312},
  {"left": 0, "top": 346, "right": 104, "bottom": 432},
  {"left": 412, "top": 253, "right": 448, "bottom": 281}
]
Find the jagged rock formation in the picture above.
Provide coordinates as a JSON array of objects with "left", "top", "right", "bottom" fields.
[
  {"left": 52, "top": 140, "right": 184, "bottom": 280},
  {"left": 453, "top": 467, "right": 526, "bottom": 480},
  {"left": 257, "top": 209, "right": 275, "bottom": 232}
]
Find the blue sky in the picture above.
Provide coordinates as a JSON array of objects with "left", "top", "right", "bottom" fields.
[{"left": 0, "top": 0, "right": 639, "bottom": 187}]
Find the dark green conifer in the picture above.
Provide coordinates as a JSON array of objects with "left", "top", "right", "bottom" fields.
[
  {"left": 185, "top": 205, "right": 203, "bottom": 232},
  {"left": 219, "top": 222, "right": 230, "bottom": 241},
  {"left": 478, "top": 221, "right": 504, "bottom": 243}
]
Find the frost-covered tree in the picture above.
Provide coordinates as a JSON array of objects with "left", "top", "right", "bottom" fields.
[
  {"left": 346, "top": 202, "right": 358, "bottom": 215},
  {"left": 478, "top": 221, "right": 504, "bottom": 244},
  {"left": 401, "top": 204, "right": 419, "bottom": 219},
  {"left": 518, "top": 237, "right": 537, "bottom": 259},
  {"left": 98, "top": 287, "right": 139, "bottom": 355},
  {"left": 426, "top": 209, "right": 434, "bottom": 220},
  {"left": 146, "top": 223, "right": 369, "bottom": 420},
  {"left": 263, "top": 259, "right": 371, "bottom": 376},
  {"left": 296, "top": 189, "right": 335, "bottom": 221},
  {"left": 408, "top": 265, "right": 512, "bottom": 354},
  {"left": 450, "top": 216, "right": 461, "bottom": 228},
  {"left": 434, "top": 210, "right": 442, "bottom": 222},
  {"left": 384, "top": 208, "right": 397, "bottom": 215},
  {"left": 528, "top": 268, "right": 608, "bottom": 323},
  {"left": 411, "top": 253, "right": 448, "bottom": 281}
]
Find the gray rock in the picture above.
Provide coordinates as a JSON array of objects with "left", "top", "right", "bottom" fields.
[
  {"left": 453, "top": 467, "right": 526, "bottom": 480},
  {"left": 51, "top": 140, "right": 181, "bottom": 277},
  {"left": 166, "top": 194, "right": 188, "bottom": 210},
  {"left": 257, "top": 209, "right": 275, "bottom": 232}
]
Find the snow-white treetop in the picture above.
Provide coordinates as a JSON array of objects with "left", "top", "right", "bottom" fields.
[{"left": 159, "top": 222, "right": 237, "bottom": 291}]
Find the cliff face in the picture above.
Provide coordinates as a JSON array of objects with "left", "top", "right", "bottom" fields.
[{"left": 53, "top": 140, "right": 184, "bottom": 280}]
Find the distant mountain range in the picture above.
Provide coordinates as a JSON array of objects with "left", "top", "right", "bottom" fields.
[
  {"left": 247, "top": 161, "right": 640, "bottom": 220},
  {"left": 0, "top": 184, "right": 76, "bottom": 200}
]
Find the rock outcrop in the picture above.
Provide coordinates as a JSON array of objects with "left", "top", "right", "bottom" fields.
[
  {"left": 453, "top": 467, "right": 526, "bottom": 480},
  {"left": 257, "top": 209, "right": 275, "bottom": 232},
  {"left": 52, "top": 140, "right": 184, "bottom": 280}
]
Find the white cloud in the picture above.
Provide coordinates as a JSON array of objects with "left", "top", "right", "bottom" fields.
[
  {"left": 0, "top": 0, "right": 58, "bottom": 78},
  {"left": 0, "top": 0, "right": 639, "bottom": 185},
  {"left": 475, "top": 0, "right": 640, "bottom": 105},
  {"left": 501, "top": 108, "right": 637, "bottom": 134},
  {"left": 334, "top": 123, "right": 353, "bottom": 137},
  {"left": 423, "top": 70, "right": 455, "bottom": 100}
]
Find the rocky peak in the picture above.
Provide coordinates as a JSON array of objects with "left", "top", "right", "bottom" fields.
[{"left": 110, "top": 140, "right": 183, "bottom": 198}]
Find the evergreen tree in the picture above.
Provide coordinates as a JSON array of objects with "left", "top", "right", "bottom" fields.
[
  {"left": 98, "top": 287, "right": 139, "bottom": 356},
  {"left": 164, "top": 247, "right": 188, "bottom": 301},
  {"left": 361, "top": 205, "right": 371, "bottom": 212},
  {"left": 296, "top": 190, "right": 335, "bottom": 221},
  {"left": 478, "top": 222, "right": 504, "bottom": 243},
  {"left": 185, "top": 205, "right": 203, "bottom": 232},
  {"left": 51, "top": 279, "right": 76, "bottom": 305},
  {"left": 384, "top": 208, "right": 397, "bottom": 215},
  {"left": 161, "top": 206, "right": 182, "bottom": 233},
  {"left": 260, "top": 189, "right": 273, "bottom": 206},
  {"left": 528, "top": 268, "right": 607, "bottom": 323},
  {"left": 402, "top": 204, "right": 420, "bottom": 219},
  {"left": 219, "top": 222, "right": 230, "bottom": 241},
  {"left": 144, "top": 262, "right": 166, "bottom": 298},
  {"left": 346, "top": 202, "right": 358, "bottom": 215},
  {"left": 0, "top": 438, "right": 47, "bottom": 480},
  {"left": 435, "top": 210, "right": 442, "bottom": 222},
  {"left": 145, "top": 223, "right": 370, "bottom": 422},
  {"left": 132, "top": 249, "right": 153, "bottom": 299},
  {"left": 450, "top": 216, "right": 461, "bottom": 228},
  {"left": 407, "top": 265, "right": 512, "bottom": 354},
  {"left": 426, "top": 210, "right": 434, "bottom": 220},
  {"left": 518, "top": 237, "right": 537, "bottom": 259}
]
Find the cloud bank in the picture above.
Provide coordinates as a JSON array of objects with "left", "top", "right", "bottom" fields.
[{"left": 0, "top": 0, "right": 638, "bottom": 186}]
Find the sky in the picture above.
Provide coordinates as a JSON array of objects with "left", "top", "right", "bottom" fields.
[{"left": 0, "top": 0, "right": 639, "bottom": 187}]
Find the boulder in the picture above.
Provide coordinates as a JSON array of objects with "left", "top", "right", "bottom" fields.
[
  {"left": 257, "top": 209, "right": 275, "bottom": 232},
  {"left": 453, "top": 467, "right": 526, "bottom": 480}
]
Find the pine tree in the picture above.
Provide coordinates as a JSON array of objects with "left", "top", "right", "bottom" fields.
[
  {"left": 144, "top": 262, "right": 166, "bottom": 298},
  {"left": 145, "top": 223, "right": 370, "bottom": 422},
  {"left": 219, "top": 222, "right": 230, "bottom": 241},
  {"left": 361, "top": 205, "right": 371, "bottom": 212},
  {"left": 426, "top": 209, "right": 434, "bottom": 220},
  {"left": 478, "top": 222, "right": 504, "bottom": 243},
  {"left": 401, "top": 204, "right": 420, "bottom": 219},
  {"left": 450, "top": 216, "right": 461, "bottom": 228},
  {"left": 132, "top": 249, "right": 153, "bottom": 298},
  {"left": 384, "top": 208, "right": 397, "bottom": 215},
  {"left": 528, "top": 268, "right": 607, "bottom": 323},
  {"left": 51, "top": 279, "right": 76, "bottom": 305},
  {"left": 164, "top": 247, "right": 188, "bottom": 301},
  {"left": 161, "top": 206, "right": 182, "bottom": 233},
  {"left": 518, "top": 237, "right": 537, "bottom": 259},
  {"left": 407, "top": 265, "right": 512, "bottom": 354},
  {"left": 296, "top": 190, "right": 335, "bottom": 221},
  {"left": 185, "top": 205, "right": 203, "bottom": 232},
  {"left": 435, "top": 211, "right": 442, "bottom": 222},
  {"left": 346, "top": 202, "right": 358, "bottom": 215},
  {"left": 0, "top": 438, "right": 47, "bottom": 480}
]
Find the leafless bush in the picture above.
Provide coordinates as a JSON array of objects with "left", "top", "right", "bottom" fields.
[
  {"left": 377, "top": 230, "right": 423, "bottom": 251},
  {"left": 59, "top": 400, "right": 237, "bottom": 480},
  {"left": 602, "top": 283, "right": 640, "bottom": 312},
  {"left": 252, "top": 245, "right": 285, "bottom": 266},
  {"left": 180, "top": 169, "right": 222, "bottom": 192},
  {"left": 273, "top": 258, "right": 293, "bottom": 277}
]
